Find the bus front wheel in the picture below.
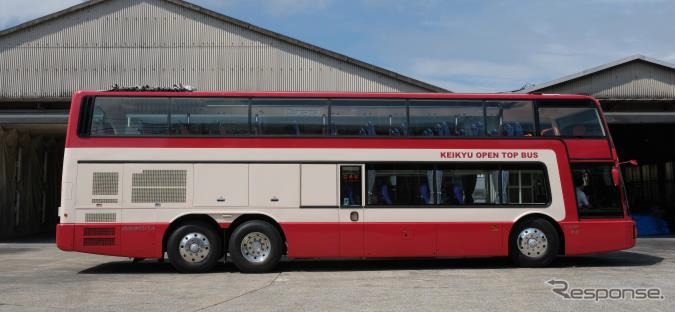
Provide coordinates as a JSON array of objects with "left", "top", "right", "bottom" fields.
[
  {"left": 229, "top": 220, "right": 283, "bottom": 273},
  {"left": 509, "top": 218, "right": 559, "bottom": 267},
  {"left": 167, "top": 222, "right": 223, "bottom": 273}
]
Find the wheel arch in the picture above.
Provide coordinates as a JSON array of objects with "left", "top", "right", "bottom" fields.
[
  {"left": 227, "top": 214, "right": 288, "bottom": 255},
  {"left": 162, "top": 214, "right": 222, "bottom": 254}
]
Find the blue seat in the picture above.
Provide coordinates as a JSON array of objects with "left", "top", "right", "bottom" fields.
[
  {"left": 436, "top": 121, "right": 450, "bottom": 136},
  {"left": 471, "top": 122, "right": 484, "bottom": 136},
  {"left": 367, "top": 121, "right": 376, "bottom": 136},
  {"left": 400, "top": 123, "right": 408, "bottom": 136},
  {"left": 452, "top": 184, "right": 464, "bottom": 204},
  {"left": 504, "top": 122, "right": 515, "bottom": 136},
  {"left": 380, "top": 184, "right": 393, "bottom": 204},
  {"left": 514, "top": 122, "right": 523, "bottom": 136},
  {"left": 419, "top": 183, "right": 431, "bottom": 204}
]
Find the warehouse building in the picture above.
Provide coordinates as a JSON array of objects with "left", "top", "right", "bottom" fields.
[
  {"left": 0, "top": 0, "right": 445, "bottom": 239},
  {"left": 524, "top": 55, "right": 675, "bottom": 233}
]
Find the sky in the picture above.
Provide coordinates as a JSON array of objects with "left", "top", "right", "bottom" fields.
[{"left": 1, "top": 0, "right": 674, "bottom": 92}]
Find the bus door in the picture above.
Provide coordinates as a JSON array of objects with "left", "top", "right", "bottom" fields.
[{"left": 338, "top": 165, "right": 365, "bottom": 258}]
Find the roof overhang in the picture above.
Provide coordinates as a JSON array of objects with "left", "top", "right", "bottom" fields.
[
  {"left": 604, "top": 112, "right": 675, "bottom": 124},
  {"left": 0, "top": 112, "right": 69, "bottom": 124}
]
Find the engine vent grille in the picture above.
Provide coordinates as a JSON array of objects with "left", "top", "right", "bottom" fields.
[
  {"left": 83, "top": 238, "right": 115, "bottom": 246},
  {"left": 131, "top": 170, "right": 187, "bottom": 203},
  {"left": 92, "top": 172, "right": 119, "bottom": 195},
  {"left": 83, "top": 227, "right": 115, "bottom": 236},
  {"left": 84, "top": 213, "right": 117, "bottom": 223},
  {"left": 82, "top": 227, "right": 116, "bottom": 247},
  {"left": 132, "top": 170, "right": 186, "bottom": 187}
]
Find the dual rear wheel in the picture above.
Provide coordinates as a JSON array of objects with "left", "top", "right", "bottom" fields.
[{"left": 167, "top": 220, "right": 283, "bottom": 273}]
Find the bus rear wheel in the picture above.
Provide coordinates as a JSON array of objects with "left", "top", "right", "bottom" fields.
[
  {"left": 167, "top": 222, "right": 223, "bottom": 273},
  {"left": 229, "top": 220, "right": 283, "bottom": 273},
  {"left": 509, "top": 218, "right": 559, "bottom": 267}
]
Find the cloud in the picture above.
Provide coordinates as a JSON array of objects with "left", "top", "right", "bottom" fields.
[
  {"left": 413, "top": 58, "right": 536, "bottom": 81},
  {"left": 662, "top": 53, "right": 675, "bottom": 63},
  {"left": 0, "top": 0, "right": 83, "bottom": 29},
  {"left": 408, "top": 58, "right": 542, "bottom": 92},
  {"left": 591, "top": 0, "right": 665, "bottom": 3},
  {"left": 263, "top": 0, "right": 331, "bottom": 15}
]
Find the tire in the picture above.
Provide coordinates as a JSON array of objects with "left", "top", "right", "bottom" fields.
[
  {"left": 229, "top": 220, "right": 283, "bottom": 273},
  {"left": 167, "top": 222, "right": 223, "bottom": 273},
  {"left": 509, "top": 218, "right": 559, "bottom": 267}
]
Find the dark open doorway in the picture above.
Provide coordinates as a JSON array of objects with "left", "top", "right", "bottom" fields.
[{"left": 610, "top": 124, "right": 675, "bottom": 234}]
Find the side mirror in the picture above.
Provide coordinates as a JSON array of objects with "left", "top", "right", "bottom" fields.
[{"left": 611, "top": 167, "right": 621, "bottom": 187}]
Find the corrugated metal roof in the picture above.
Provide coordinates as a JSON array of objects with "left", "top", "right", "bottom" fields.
[
  {"left": 0, "top": 0, "right": 447, "bottom": 100},
  {"left": 522, "top": 55, "right": 675, "bottom": 99}
]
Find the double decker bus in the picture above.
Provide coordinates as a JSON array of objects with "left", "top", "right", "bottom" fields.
[{"left": 56, "top": 91, "right": 635, "bottom": 273}]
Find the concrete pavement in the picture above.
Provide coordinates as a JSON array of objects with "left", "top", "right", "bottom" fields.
[{"left": 0, "top": 238, "right": 672, "bottom": 311}]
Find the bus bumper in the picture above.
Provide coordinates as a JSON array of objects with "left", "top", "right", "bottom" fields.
[{"left": 56, "top": 224, "right": 75, "bottom": 251}]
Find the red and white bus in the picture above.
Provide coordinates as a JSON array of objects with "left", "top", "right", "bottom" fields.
[{"left": 56, "top": 91, "right": 635, "bottom": 273}]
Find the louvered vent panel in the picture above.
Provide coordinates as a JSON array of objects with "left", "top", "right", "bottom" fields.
[
  {"left": 84, "top": 213, "right": 117, "bottom": 223},
  {"left": 132, "top": 170, "right": 186, "bottom": 187},
  {"left": 83, "top": 227, "right": 115, "bottom": 236},
  {"left": 92, "top": 172, "right": 119, "bottom": 195},
  {"left": 83, "top": 238, "right": 115, "bottom": 246},
  {"left": 131, "top": 170, "right": 187, "bottom": 203},
  {"left": 82, "top": 227, "right": 116, "bottom": 247}
]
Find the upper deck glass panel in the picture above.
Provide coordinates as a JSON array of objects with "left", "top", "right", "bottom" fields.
[{"left": 84, "top": 96, "right": 607, "bottom": 139}]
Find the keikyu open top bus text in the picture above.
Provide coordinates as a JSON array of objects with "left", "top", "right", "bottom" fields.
[{"left": 440, "top": 151, "right": 540, "bottom": 159}]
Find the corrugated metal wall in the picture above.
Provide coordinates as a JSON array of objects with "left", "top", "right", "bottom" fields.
[
  {"left": 0, "top": 0, "right": 430, "bottom": 100},
  {"left": 537, "top": 61, "right": 675, "bottom": 99}
]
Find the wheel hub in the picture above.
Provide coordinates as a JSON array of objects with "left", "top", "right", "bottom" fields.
[
  {"left": 240, "top": 232, "right": 271, "bottom": 263},
  {"left": 179, "top": 232, "right": 211, "bottom": 263},
  {"left": 528, "top": 239, "right": 538, "bottom": 248},
  {"left": 517, "top": 227, "right": 548, "bottom": 259}
]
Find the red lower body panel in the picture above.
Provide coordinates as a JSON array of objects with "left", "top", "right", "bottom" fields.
[
  {"left": 57, "top": 223, "right": 169, "bottom": 258},
  {"left": 436, "top": 223, "right": 511, "bottom": 257},
  {"left": 57, "top": 219, "right": 635, "bottom": 259},
  {"left": 281, "top": 223, "right": 342, "bottom": 258},
  {"left": 560, "top": 219, "right": 635, "bottom": 255},
  {"left": 282, "top": 222, "right": 512, "bottom": 258}
]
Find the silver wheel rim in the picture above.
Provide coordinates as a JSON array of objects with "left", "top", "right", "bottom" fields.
[
  {"left": 517, "top": 227, "right": 548, "bottom": 258},
  {"left": 240, "top": 232, "right": 271, "bottom": 263},
  {"left": 179, "top": 232, "right": 211, "bottom": 263}
]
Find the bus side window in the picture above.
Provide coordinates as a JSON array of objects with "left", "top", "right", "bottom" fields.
[
  {"left": 538, "top": 102, "right": 606, "bottom": 137},
  {"left": 572, "top": 164, "right": 622, "bottom": 218},
  {"left": 408, "top": 100, "right": 483, "bottom": 137},
  {"left": 251, "top": 99, "right": 329, "bottom": 136},
  {"left": 331, "top": 100, "right": 406, "bottom": 136},
  {"left": 485, "top": 101, "right": 535, "bottom": 137}
]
